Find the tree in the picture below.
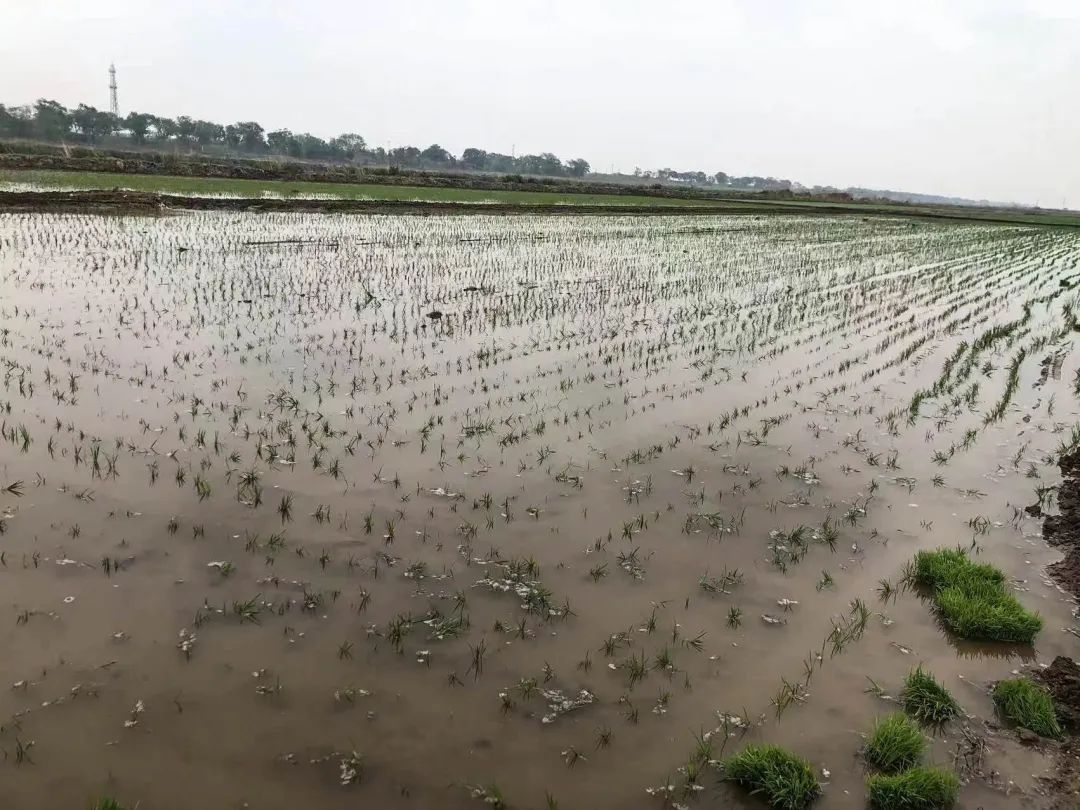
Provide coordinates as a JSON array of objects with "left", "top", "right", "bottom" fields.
[
  {"left": 519, "top": 152, "right": 563, "bottom": 176},
  {"left": 714, "top": 171, "right": 729, "bottom": 185},
  {"left": 33, "top": 99, "right": 71, "bottom": 140},
  {"left": 150, "top": 116, "right": 178, "bottom": 141},
  {"left": 193, "top": 120, "right": 224, "bottom": 146},
  {"left": 231, "top": 122, "right": 264, "bottom": 152},
  {"left": 124, "top": 112, "right": 153, "bottom": 144},
  {"left": 389, "top": 146, "right": 421, "bottom": 166},
  {"left": 71, "top": 104, "right": 107, "bottom": 142},
  {"left": 420, "top": 143, "right": 452, "bottom": 166},
  {"left": 565, "top": 158, "right": 590, "bottom": 178},
  {"left": 175, "top": 116, "right": 197, "bottom": 144},
  {"left": 0, "top": 104, "right": 33, "bottom": 139},
  {"left": 296, "top": 133, "right": 330, "bottom": 159},
  {"left": 460, "top": 147, "right": 488, "bottom": 171},
  {"left": 267, "top": 128, "right": 300, "bottom": 157},
  {"left": 331, "top": 133, "right": 366, "bottom": 160}
]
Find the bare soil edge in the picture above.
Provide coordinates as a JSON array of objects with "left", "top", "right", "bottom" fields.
[
  {"left": 0, "top": 189, "right": 741, "bottom": 217},
  {"left": 1033, "top": 448, "right": 1080, "bottom": 807},
  {"left": 0, "top": 189, "right": 1066, "bottom": 227},
  {"left": 1043, "top": 447, "right": 1080, "bottom": 598}
]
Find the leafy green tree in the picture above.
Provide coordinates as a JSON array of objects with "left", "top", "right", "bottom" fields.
[
  {"left": 389, "top": 145, "right": 421, "bottom": 165},
  {"left": 460, "top": 147, "right": 488, "bottom": 170},
  {"left": 33, "top": 99, "right": 71, "bottom": 140},
  {"left": 232, "top": 121, "right": 266, "bottom": 151},
  {"left": 421, "top": 143, "right": 452, "bottom": 166},
  {"left": 330, "top": 133, "right": 366, "bottom": 160},
  {"left": 193, "top": 120, "right": 224, "bottom": 146},
  {"left": 151, "top": 116, "right": 178, "bottom": 141},
  {"left": 0, "top": 104, "right": 33, "bottom": 138},
  {"left": 175, "top": 116, "right": 198, "bottom": 143},
  {"left": 71, "top": 104, "right": 105, "bottom": 142},
  {"left": 267, "top": 128, "right": 299, "bottom": 156},
  {"left": 296, "top": 133, "right": 331, "bottom": 159},
  {"left": 566, "top": 158, "right": 590, "bottom": 177},
  {"left": 123, "top": 112, "right": 153, "bottom": 144}
]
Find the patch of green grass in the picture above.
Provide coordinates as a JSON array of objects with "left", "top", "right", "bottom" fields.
[
  {"left": 993, "top": 678, "right": 1062, "bottom": 739},
  {"left": 910, "top": 548, "right": 1042, "bottom": 644},
  {"left": 902, "top": 667, "right": 960, "bottom": 726},
  {"left": 0, "top": 169, "right": 719, "bottom": 208},
  {"left": 724, "top": 744, "right": 821, "bottom": 810},
  {"left": 864, "top": 713, "right": 926, "bottom": 774},
  {"left": 89, "top": 799, "right": 127, "bottom": 810},
  {"left": 867, "top": 766, "right": 960, "bottom": 810}
]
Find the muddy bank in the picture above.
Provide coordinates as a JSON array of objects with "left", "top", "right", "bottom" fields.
[
  {"left": 1043, "top": 447, "right": 1080, "bottom": 597},
  {"left": 1037, "top": 657, "right": 1080, "bottom": 733},
  {"left": 0, "top": 189, "right": 1069, "bottom": 228},
  {"left": 1032, "top": 659, "right": 1080, "bottom": 808},
  {"left": 1036, "top": 449, "right": 1080, "bottom": 807},
  {"left": 0, "top": 189, "right": 752, "bottom": 217},
  {"left": 0, "top": 142, "right": 854, "bottom": 204}
]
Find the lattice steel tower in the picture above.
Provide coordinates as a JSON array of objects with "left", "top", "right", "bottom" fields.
[{"left": 109, "top": 63, "right": 119, "bottom": 116}]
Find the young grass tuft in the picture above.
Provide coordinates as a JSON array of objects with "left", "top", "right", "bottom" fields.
[
  {"left": 910, "top": 548, "right": 1042, "bottom": 644},
  {"left": 993, "top": 678, "right": 1062, "bottom": 739},
  {"left": 902, "top": 667, "right": 960, "bottom": 726},
  {"left": 864, "top": 713, "right": 926, "bottom": 774},
  {"left": 867, "top": 766, "right": 959, "bottom": 810},
  {"left": 724, "top": 744, "right": 821, "bottom": 810}
]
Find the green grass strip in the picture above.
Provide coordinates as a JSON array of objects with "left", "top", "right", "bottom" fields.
[
  {"left": 902, "top": 666, "right": 960, "bottom": 726},
  {"left": 867, "top": 766, "right": 960, "bottom": 809},
  {"left": 864, "top": 713, "right": 926, "bottom": 774},
  {"left": 993, "top": 678, "right": 1063, "bottom": 739},
  {"left": 911, "top": 548, "right": 1042, "bottom": 644},
  {"left": 724, "top": 744, "right": 821, "bottom": 810}
]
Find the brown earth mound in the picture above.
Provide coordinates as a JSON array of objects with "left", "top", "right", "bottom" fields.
[
  {"left": 1043, "top": 447, "right": 1080, "bottom": 598},
  {"left": 1037, "top": 657, "right": 1080, "bottom": 733}
]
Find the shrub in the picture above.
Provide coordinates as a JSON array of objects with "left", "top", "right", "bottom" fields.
[
  {"left": 867, "top": 766, "right": 960, "bottom": 809},
  {"left": 993, "top": 678, "right": 1062, "bottom": 739},
  {"left": 911, "top": 548, "right": 1042, "bottom": 644},
  {"left": 903, "top": 667, "right": 960, "bottom": 726},
  {"left": 864, "top": 713, "right": 926, "bottom": 774},
  {"left": 724, "top": 744, "right": 821, "bottom": 810}
]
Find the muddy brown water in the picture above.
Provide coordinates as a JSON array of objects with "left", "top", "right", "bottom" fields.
[{"left": 1, "top": 212, "right": 1079, "bottom": 809}]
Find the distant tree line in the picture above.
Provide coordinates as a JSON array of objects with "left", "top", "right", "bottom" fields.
[
  {"left": 0, "top": 98, "right": 792, "bottom": 190},
  {"left": 625, "top": 167, "right": 794, "bottom": 192},
  {"left": 0, "top": 99, "right": 592, "bottom": 177}
]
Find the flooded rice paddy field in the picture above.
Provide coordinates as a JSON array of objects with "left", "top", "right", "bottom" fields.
[{"left": 1, "top": 212, "right": 1080, "bottom": 809}]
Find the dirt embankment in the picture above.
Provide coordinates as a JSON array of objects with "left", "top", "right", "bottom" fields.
[
  {"left": 1034, "top": 449, "right": 1080, "bottom": 808},
  {"left": 0, "top": 189, "right": 1072, "bottom": 229},
  {"left": 0, "top": 141, "right": 859, "bottom": 204},
  {"left": 1043, "top": 447, "right": 1080, "bottom": 598},
  {"left": 0, "top": 189, "right": 753, "bottom": 217}
]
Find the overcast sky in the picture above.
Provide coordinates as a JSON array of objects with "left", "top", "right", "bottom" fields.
[{"left": 4, "top": 0, "right": 1077, "bottom": 207}]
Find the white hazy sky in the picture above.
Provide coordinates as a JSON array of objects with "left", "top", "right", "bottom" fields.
[{"left": 3, "top": 0, "right": 1077, "bottom": 207}]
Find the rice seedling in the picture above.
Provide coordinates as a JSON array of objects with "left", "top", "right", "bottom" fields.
[
  {"left": 867, "top": 765, "right": 959, "bottom": 809},
  {"left": 864, "top": 713, "right": 926, "bottom": 773},
  {"left": 723, "top": 744, "right": 821, "bottom": 810},
  {"left": 992, "top": 678, "right": 1062, "bottom": 739},
  {"left": 909, "top": 548, "right": 1041, "bottom": 643},
  {"left": 902, "top": 667, "right": 960, "bottom": 726}
]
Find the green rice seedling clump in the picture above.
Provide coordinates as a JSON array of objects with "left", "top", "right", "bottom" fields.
[
  {"left": 902, "top": 667, "right": 960, "bottom": 726},
  {"left": 867, "top": 766, "right": 960, "bottom": 810},
  {"left": 724, "top": 744, "right": 821, "bottom": 810},
  {"left": 911, "top": 548, "right": 1042, "bottom": 644},
  {"left": 864, "top": 713, "right": 926, "bottom": 774},
  {"left": 993, "top": 678, "right": 1062, "bottom": 739}
]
